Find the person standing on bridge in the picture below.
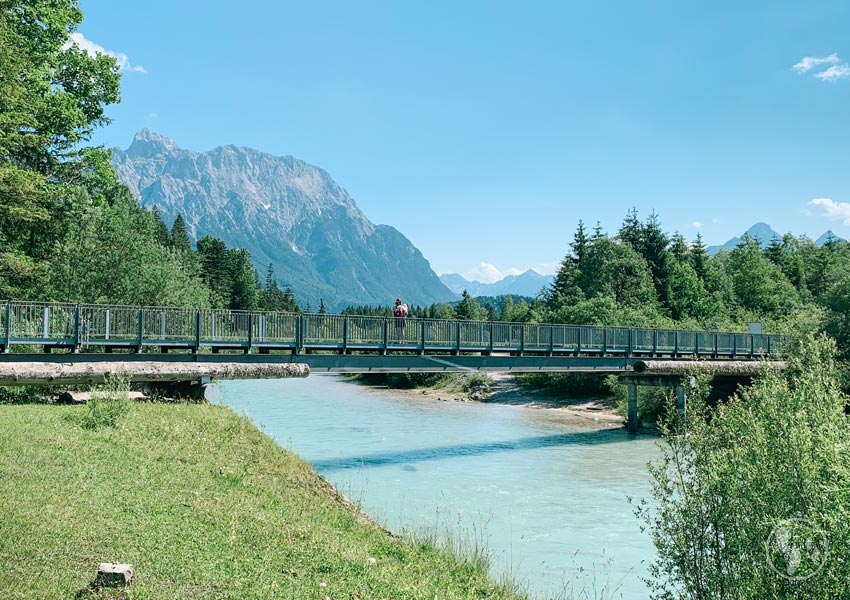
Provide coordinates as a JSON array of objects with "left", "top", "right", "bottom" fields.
[{"left": 393, "top": 298, "right": 409, "bottom": 343}]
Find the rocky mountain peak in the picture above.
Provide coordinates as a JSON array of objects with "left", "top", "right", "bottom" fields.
[
  {"left": 112, "top": 131, "right": 456, "bottom": 310},
  {"left": 125, "top": 128, "right": 182, "bottom": 158}
]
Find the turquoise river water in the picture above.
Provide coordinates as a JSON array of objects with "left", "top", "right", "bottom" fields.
[{"left": 220, "top": 375, "right": 661, "bottom": 599}]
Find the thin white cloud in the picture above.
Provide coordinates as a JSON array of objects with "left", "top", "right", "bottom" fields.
[
  {"left": 147, "top": 112, "right": 158, "bottom": 119},
  {"left": 691, "top": 221, "right": 703, "bottom": 229},
  {"left": 462, "top": 262, "right": 504, "bottom": 284},
  {"left": 808, "top": 197, "right": 850, "bottom": 225},
  {"left": 63, "top": 32, "right": 146, "bottom": 73},
  {"left": 503, "top": 267, "right": 523, "bottom": 277},
  {"left": 815, "top": 64, "right": 850, "bottom": 81},
  {"left": 793, "top": 53, "right": 840, "bottom": 73}
]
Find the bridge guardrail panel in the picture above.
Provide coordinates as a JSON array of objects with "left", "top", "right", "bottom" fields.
[
  {"left": 200, "top": 309, "right": 252, "bottom": 343},
  {"left": 253, "top": 311, "right": 297, "bottom": 344},
  {"left": 632, "top": 329, "right": 653, "bottom": 353},
  {"left": 143, "top": 307, "right": 196, "bottom": 342},
  {"left": 716, "top": 333, "right": 733, "bottom": 353},
  {"left": 302, "top": 314, "right": 345, "bottom": 346},
  {"left": 80, "top": 304, "right": 139, "bottom": 345},
  {"left": 605, "top": 327, "right": 629, "bottom": 352},
  {"left": 346, "top": 316, "right": 384, "bottom": 345},
  {"left": 10, "top": 301, "right": 76, "bottom": 343}
]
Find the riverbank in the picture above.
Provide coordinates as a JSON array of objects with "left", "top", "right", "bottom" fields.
[
  {"left": 0, "top": 401, "right": 529, "bottom": 599},
  {"left": 349, "top": 372, "right": 625, "bottom": 429}
]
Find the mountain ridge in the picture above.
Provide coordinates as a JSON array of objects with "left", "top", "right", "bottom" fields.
[
  {"left": 439, "top": 269, "right": 554, "bottom": 298},
  {"left": 706, "top": 222, "right": 843, "bottom": 255},
  {"left": 112, "top": 130, "right": 457, "bottom": 311}
]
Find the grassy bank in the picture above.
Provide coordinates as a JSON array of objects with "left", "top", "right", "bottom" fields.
[{"left": 0, "top": 401, "right": 527, "bottom": 599}]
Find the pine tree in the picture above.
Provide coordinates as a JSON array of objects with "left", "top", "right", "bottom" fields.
[
  {"left": 618, "top": 207, "right": 642, "bottom": 251},
  {"left": 318, "top": 298, "right": 327, "bottom": 314},
  {"left": 196, "top": 236, "right": 231, "bottom": 307},
  {"left": 570, "top": 219, "right": 589, "bottom": 268},
  {"left": 765, "top": 235, "right": 784, "bottom": 266},
  {"left": 690, "top": 233, "right": 710, "bottom": 281},
  {"left": 641, "top": 210, "right": 670, "bottom": 303},
  {"left": 227, "top": 248, "right": 260, "bottom": 310},
  {"left": 170, "top": 215, "right": 192, "bottom": 253},
  {"left": 150, "top": 207, "right": 171, "bottom": 246},
  {"left": 592, "top": 221, "right": 606, "bottom": 239},
  {"left": 669, "top": 233, "right": 689, "bottom": 264}
]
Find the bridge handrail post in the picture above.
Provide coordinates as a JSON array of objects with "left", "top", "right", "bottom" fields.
[
  {"left": 2, "top": 301, "right": 10, "bottom": 353},
  {"left": 246, "top": 313, "right": 253, "bottom": 354},
  {"left": 576, "top": 326, "right": 582, "bottom": 356},
  {"left": 548, "top": 325, "right": 554, "bottom": 357},
  {"left": 382, "top": 317, "right": 389, "bottom": 355},
  {"left": 601, "top": 327, "right": 607, "bottom": 357},
  {"left": 488, "top": 321, "right": 494, "bottom": 356},
  {"left": 73, "top": 304, "right": 81, "bottom": 353},
  {"left": 652, "top": 330, "right": 657, "bottom": 357},
  {"left": 295, "top": 315, "right": 303, "bottom": 356},
  {"left": 627, "top": 328, "right": 633, "bottom": 357},
  {"left": 694, "top": 331, "right": 699, "bottom": 356},
  {"left": 713, "top": 332, "right": 718, "bottom": 358},
  {"left": 732, "top": 334, "right": 736, "bottom": 358},
  {"left": 136, "top": 308, "right": 144, "bottom": 353},
  {"left": 342, "top": 316, "right": 349, "bottom": 354},
  {"left": 767, "top": 334, "right": 771, "bottom": 356},
  {"left": 419, "top": 319, "right": 426, "bottom": 355},
  {"left": 750, "top": 333, "right": 755, "bottom": 358},
  {"left": 194, "top": 310, "right": 201, "bottom": 353},
  {"left": 673, "top": 330, "right": 679, "bottom": 358},
  {"left": 519, "top": 324, "right": 525, "bottom": 356}
]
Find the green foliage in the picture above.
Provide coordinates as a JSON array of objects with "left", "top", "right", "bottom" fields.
[
  {"left": 460, "top": 373, "right": 492, "bottom": 395},
  {"left": 76, "top": 375, "right": 133, "bottom": 430},
  {"left": 0, "top": 386, "right": 45, "bottom": 405},
  {"left": 349, "top": 372, "right": 458, "bottom": 389},
  {"left": 47, "top": 195, "right": 211, "bottom": 306},
  {"left": 169, "top": 214, "right": 193, "bottom": 254},
  {"left": 455, "top": 290, "right": 486, "bottom": 320},
  {"left": 637, "top": 335, "right": 850, "bottom": 599},
  {"left": 515, "top": 372, "right": 612, "bottom": 398},
  {"left": 722, "top": 235, "right": 800, "bottom": 315},
  {"left": 0, "top": 0, "right": 121, "bottom": 297}
]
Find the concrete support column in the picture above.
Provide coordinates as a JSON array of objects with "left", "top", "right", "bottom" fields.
[
  {"left": 675, "top": 384, "right": 687, "bottom": 418},
  {"left": 627, "top": 383, "right": 638, "bottom": 434}
]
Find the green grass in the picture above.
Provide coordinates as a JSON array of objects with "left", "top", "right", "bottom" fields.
[{"left": 0, "top": 402, "right": 528, "bottom": 599}]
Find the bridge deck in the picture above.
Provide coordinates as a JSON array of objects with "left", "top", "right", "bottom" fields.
[{"left": 0, "top": 300, "right": 787, "bottom": 372}]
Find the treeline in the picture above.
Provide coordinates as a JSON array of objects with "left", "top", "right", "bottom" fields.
[
  {"left": 0, "top": 2, "right": 297, "bottom": 313},
  {"left": 341, "top": 293, "right": 534, "bottom": 322},
  {"left": 540, "top": 210, "right": 850, "bottom": 356}
]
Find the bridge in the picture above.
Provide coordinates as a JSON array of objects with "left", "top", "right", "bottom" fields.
[
  {"left": 0, "top": 301, "right": 787, "bottom": 433},
  {"left": 0, "top": 300, "right": 786, "bottom": 369}
]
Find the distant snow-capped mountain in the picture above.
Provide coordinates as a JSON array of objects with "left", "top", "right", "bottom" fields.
[{"left": 439, "top": 269, "right": 554, "bottom": 298}]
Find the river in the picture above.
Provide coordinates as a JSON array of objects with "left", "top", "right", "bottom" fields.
[{"left": 220, "top": 374, "right": 661, "bottom": 599}]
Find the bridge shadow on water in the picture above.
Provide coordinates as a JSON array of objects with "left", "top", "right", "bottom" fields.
[{"left": 312, "top": 428, "right": 632, "bottom": 472}]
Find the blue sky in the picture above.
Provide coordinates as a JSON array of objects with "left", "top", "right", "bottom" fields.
[{"left": 78, "top": 0, "right": 850, "bottom": 282}]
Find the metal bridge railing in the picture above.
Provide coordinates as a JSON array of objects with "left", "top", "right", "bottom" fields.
[{"left": 0, "top": 299, "right": 790, "bottom": 358}]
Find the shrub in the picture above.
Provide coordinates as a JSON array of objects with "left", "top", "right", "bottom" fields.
[
  {"left": 461, "top": 373, "right": 492, "bottom": 395},
  {"left": 77, "top": 374, "right": 133, "bottom": 430},
  {"left": 637, "top": 334, "right": 850, "bottom": 599}
]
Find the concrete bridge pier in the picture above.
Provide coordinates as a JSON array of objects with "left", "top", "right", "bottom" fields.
[{"left": 620, "top": 375, "right": 689, "bottom": 434}]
